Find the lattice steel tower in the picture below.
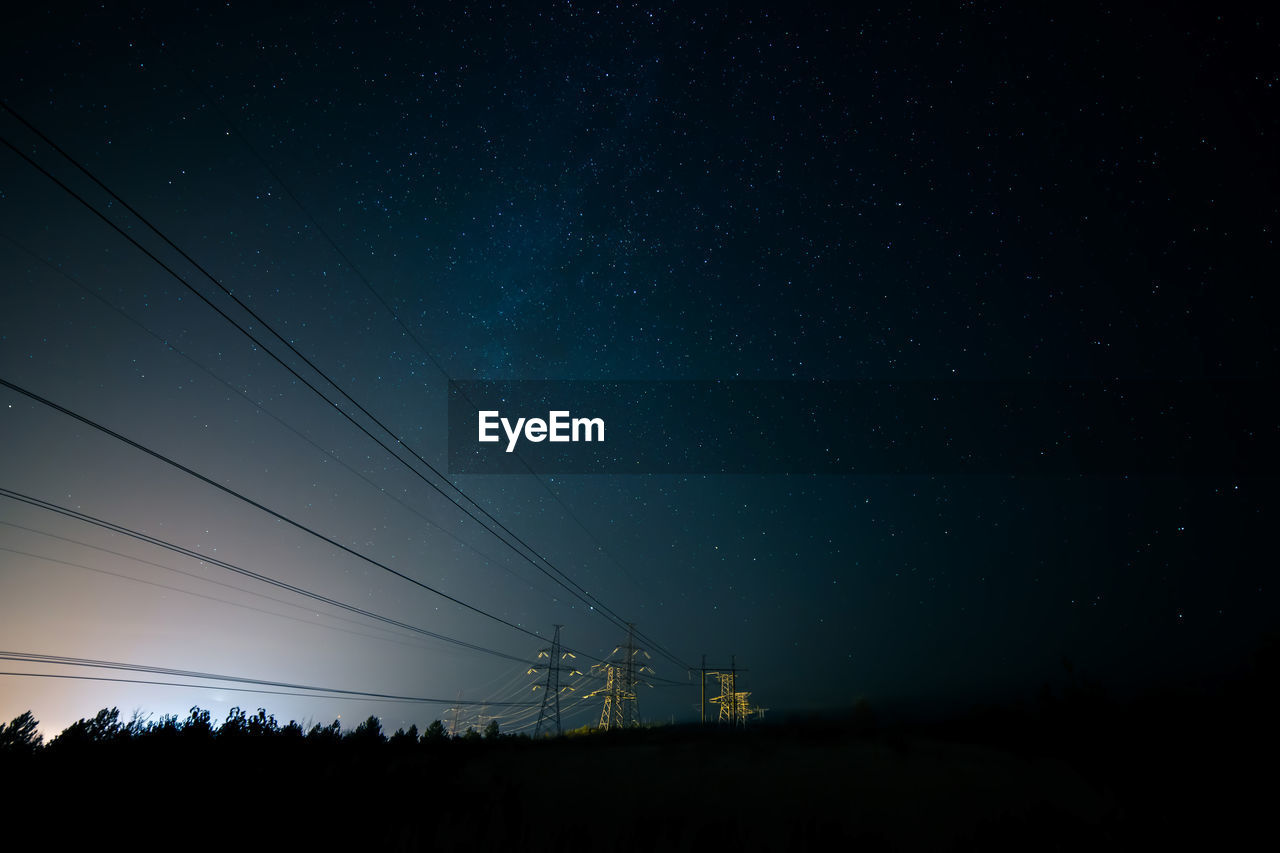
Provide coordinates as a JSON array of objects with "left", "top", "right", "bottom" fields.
[
  {"left": 708, "top": 658, "right": 754, "bottom": 728},
  {"left": 710, "top": 673, "right": 752, "bottom": 727},
  {"left": 529, "top": 625, "right": 580, "bottom": 737},
  {"left": 586, "top": 624, "right": 652, "bottom": 730}
]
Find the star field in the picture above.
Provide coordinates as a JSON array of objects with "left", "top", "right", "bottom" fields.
[{"left": 0, "top": 2, "right": 1275, "bottom": 736}]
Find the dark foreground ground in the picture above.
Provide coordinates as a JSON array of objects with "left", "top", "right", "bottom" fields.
[{"left": 3, "top": 682, "right": 1274, "bottom": 852}]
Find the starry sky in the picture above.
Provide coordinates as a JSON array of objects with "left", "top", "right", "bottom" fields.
[{"left": 1, "top": 2, "right": 1275, "bottom": 737}]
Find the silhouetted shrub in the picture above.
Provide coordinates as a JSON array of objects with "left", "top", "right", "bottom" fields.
[
  {"left": 220, "top": 706, "right": 250, "bottom": 739},
  {"left": 182, "top": 706, "right": 214, "bottom": 740},
  {"left": 247, "top": 708, "right": 279, "bottom": 737},
  {"left": 147, "top": 714, "right": 180, "bottom": 739},
  {"left": 0, "top": 711, "right": 42, "bottom": 754}
]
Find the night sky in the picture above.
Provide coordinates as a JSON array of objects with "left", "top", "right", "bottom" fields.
[{"left": 1, "top": 2, "right": 1275, "bottom": 739}]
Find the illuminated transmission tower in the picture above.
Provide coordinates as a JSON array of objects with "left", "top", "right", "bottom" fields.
[
  {"left": 708, "top": 660, "right": 754, "bottom": 728},
  {"left": 448, "top": 691, "right": 464, "bottom": 736},
  {"left": 528, "top": 625, "right": 580, "bottom": 737},
  {"left": 586, "top": 624, "right": 653, "bottom": 731},
  {"left": 588, "top": 664, "right": 630, "bottom": 731},
  {"left": 713, "top": 679, "right": 752, "bottom": 727}
]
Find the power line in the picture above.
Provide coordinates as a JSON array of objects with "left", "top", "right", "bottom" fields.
[
  {"left": 0, "top": 230, "right": 535, "bottom": 592},
  {"left": 0, "top": 102, "right": 692, "bottom": 671},
  {"left": 2, "top": 125, "right": 629, "bottom": 652},
  {"left": 0, "top": 672, "right": 474, "bottom": 706},
  {"left": 0, "top": 138, "right": 560, "bottom": 641},
  {"left": 0, "top": 543, "right": 444, "bottom": 652},
  {"left": 0, "top": 119, "right": 565, "bottom": 601},
  {"left": 0, "top": 519, "right": 437, "bottom": 645},
  {"left": 0, "top": 652, "right": 538, "bottom": 706},
  {"left": 0, "top": 487, "right": 535, "bottom": 666},
  {"left": 1, "top": 488, "right": 691, "bottom": 688},
  {"left": 191, "top": 87, "right": 674, "bottom": 658},
  {"left": 0, "top": 379, "right": 546, "bottom": 645},
  {"left": 572, "top": 669, "right": 695, "bottom": 689},
  {"left": 160, "top": 37, "right": 647, "bottom": 604}
]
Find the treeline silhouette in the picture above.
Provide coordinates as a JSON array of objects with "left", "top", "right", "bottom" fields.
[
  {"left": 1, "top": 703, "right": 504, "bottom": 756},
  {"left": 2, "top": 645, "right": 1275, "bottom": 851},
  {"left": 1, "top": 703, "right": 544, "bottom": 849}
]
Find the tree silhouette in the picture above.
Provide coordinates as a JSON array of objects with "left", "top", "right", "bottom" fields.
[
  {"left": 308, "top": 719, "right": 343, "bottom": 744},
  {"left": 51, "top": 707, "right": 122, "bottom": 748},
  {"left": 124, "top": 709, "right": 152, "bottom": 738},
  {"left": 149, "top": 714, "right": 180, "bottom": 739},
  {"left": 348, "top": 715, "right": 385, "bottom": 745},
  {"left": 182, "top": 706, "right": 214, "bottom": 740},
  {"left": 220, "top": 706, "right": 250, "bottom": 739},
  {"left": 248, "top": 708, "right": 279, "bottom": 737},
  {"left": 484, "top": 720, "right": 501, "bottom": 741},
  {"left": 390, "top": 724, "right": 419, "bottom": 748},
  {"left": 0, "top": 711, "right": 43, "bottom": 754},
  {"left": 423, "top": 720, "right": 447, "bottom": 743}
]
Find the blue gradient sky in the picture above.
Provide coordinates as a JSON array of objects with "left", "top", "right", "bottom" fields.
[{"left": 1, "top": 2, "right": 1275, "bottom": 738}]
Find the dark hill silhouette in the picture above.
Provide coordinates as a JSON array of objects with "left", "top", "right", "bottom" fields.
[{"left": 2, "top": 650, "right": 1276, "bottom": 851}]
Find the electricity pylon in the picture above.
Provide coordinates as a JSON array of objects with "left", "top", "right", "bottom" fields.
[
  {"left": 448, "top": 690, "right": 464, "bottom": 737},
  {"left": 586, "top": 624, "right": 653, "bottom": 730},
  {"left": 707, "top": 657, "right": 755, "bottom": 728},
  {"left": 589, "top": 664, "right": 630, "bottom": 731},
  {"left": 528, "top": 625, "right": 580, "bottom": 737},
  {"left": 710, "top": 674, "right": 752, "bottom": 727}
]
